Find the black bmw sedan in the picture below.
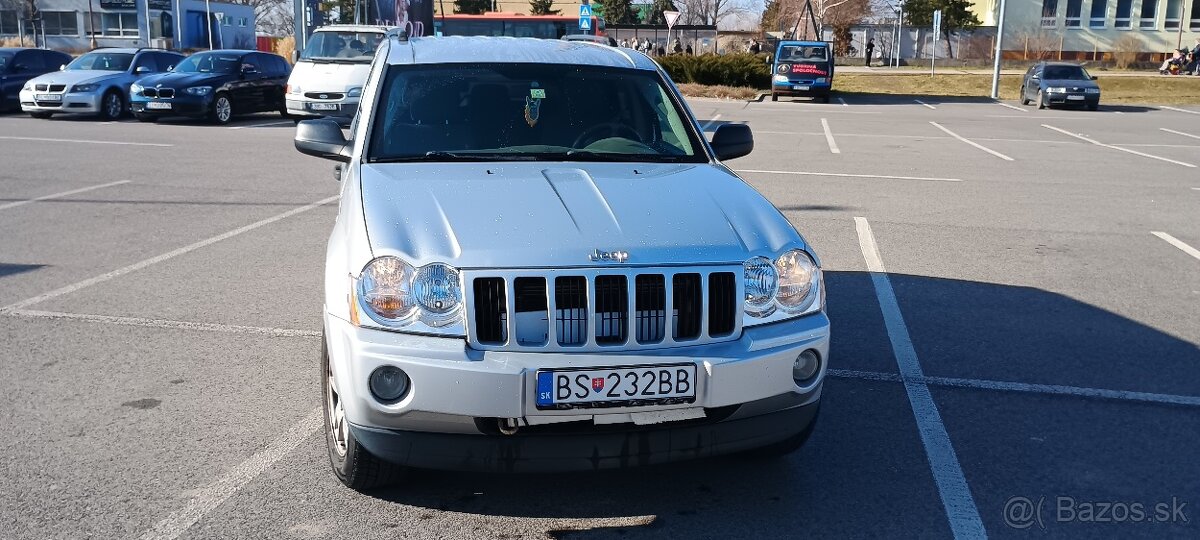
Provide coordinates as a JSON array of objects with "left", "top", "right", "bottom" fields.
[{"left": 130, "top": 50, "right": 291, "bottom": 124}]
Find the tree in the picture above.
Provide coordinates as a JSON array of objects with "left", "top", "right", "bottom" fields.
[
  {"left": 771, "top": 0, "right": 867, "bottom": 40},
  {"left": 760, "top": 0, "right": 781, "bottom": 33},
  {"left": 455, "top": 0, "right": 491, "bottom": 14},
  {"left": 646, "top": 0, "right": 677, "bottom": 24},
  {"left": 598, "top": 0, "right": 639, "bottom": 23},
  {"left": 901, "top": 0, "right": 980, "bottom": 58},
  {"left": 674, "top": 0, "right": 752, "bottom": 26},
  {"left": 530, "top": 0, "right": 560, "bottom": 15}
]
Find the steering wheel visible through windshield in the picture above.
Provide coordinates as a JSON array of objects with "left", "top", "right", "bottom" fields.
[
  {"left": 367, "top": 63, "right": 706, "bottom": 164},
  {"left": 66, "top": 52, "right": 134, "bottom": 71},
  {"left": 173, "top": 53, "right": 240, "bottom": 73}
]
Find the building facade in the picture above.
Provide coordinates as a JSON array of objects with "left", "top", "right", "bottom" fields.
[
  {"left": 974, "top": 0, "right": 1200, "bottom": 57},
  {"left": 0, "top": 0, "right": 255, "bottom": 52}
]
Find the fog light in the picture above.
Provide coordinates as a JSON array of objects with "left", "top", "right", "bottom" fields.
[
  {"left": 793, "top": 349, "right": 820, "bottom": 384},
  {"left": 369, "top": 366, "right": 410, "bottom": 402}
]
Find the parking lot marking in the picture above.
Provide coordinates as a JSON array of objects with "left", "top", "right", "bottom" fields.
[
  {"left": 700, "top": 114, "right": 723, "bottom": 131},
  {"left": 820, "top": 118, "right": 841, "bottom": 154},
  {"left": 5, "top": 309, "right": 322, "bottom": 338},
  {"left": 1042, "top": 124, "right": 1197, "bottom": 168},
  {"left": 228, "top": 120, "right": 296, "bottom": 130},
  {"left": 0, "top": 195, "right": 340, "bottom": 313},
  {"left": 929, "top": 122, "right": 1014, "bottom": 161},
  {"left": 1159, "top": 105, "right": 1200, "bottom": 115},
  {"left": 995, "top": 102, "right": 1026, "bottom": 112},
  {"left": 828, "top": 369, "right": 1200, "bottom": 407},
  {"left": 0, "top": 136, "right": 173, "bottom": 147},
  {"left": 737, "top": 169, "right": 963, "bottom": 182},
  {"left": 854, "top": 217, "right": 987, "bottom": 540},
  {"left": 0, "top": 180, "right": 131, "bottom": 211},
  {"left": 914, "top": 99, "right": 936, "bottom": 110},
  {"left": 1152, "top": 231, "right": 1200, "bottom": 262},
  {"left": 137, "top": 408, "right": 322, "bottom": 540},
  {"left": 1160, "top": 127, "right": 1200, "bottom": 140},
  {"left": 837, "top": 97, "right": 848, "bottom": 106},
  {"left": 986, "top": 115, "right": 1094, "bottom": 120}
]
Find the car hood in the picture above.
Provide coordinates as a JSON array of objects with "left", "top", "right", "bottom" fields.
[
  {"left": 288, "top": 60, "right": 372, "bottom": 92},
  {"left": 359, "top": 162, "right": 807, "bottom": 269},
  {"left": 1042, "top": 78, "right": 1098, "bottom": 89},
  {"left": 137, "top": 71, "right": 233, "bottom": 89},
  {"left": 29, "top": 70, "right": 122, "bottom": 87}
]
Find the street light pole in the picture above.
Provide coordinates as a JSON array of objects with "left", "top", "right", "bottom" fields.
[
  {"left": 205, "top": 0, "right": 213, "bottom": 50},
  {"left": 990, "top": 0, "right": 1007, "bottom": 99}
]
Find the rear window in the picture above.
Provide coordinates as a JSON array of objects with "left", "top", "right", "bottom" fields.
[{"left": 779, "top": 45, "right": 828, "bottom": 62}]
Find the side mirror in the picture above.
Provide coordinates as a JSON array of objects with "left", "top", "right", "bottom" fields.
[
  {"left": 1090, "top": 75, "right": 1098, "bottom": 80},
  {"left": 59, "top": 64, "right": 66, "bottom": 71},
  {"left": 295, "top": 118, "right": 351, "bottom": 162},
  {"left": 291, "top": 50, "right": 299, "bottom": 63},
  {"left": 710, "top": 123, "right": 753, "bottom": 161},
  {"left": 167, "top": 65, "right": 175, "bottom": 72},
  {"left": 135, "top": 66, "right": 151, "bottom": 74}
]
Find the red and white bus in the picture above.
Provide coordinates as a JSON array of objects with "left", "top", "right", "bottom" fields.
[{"left": 433, "top": 13, "right": 607, "bottom": 40}]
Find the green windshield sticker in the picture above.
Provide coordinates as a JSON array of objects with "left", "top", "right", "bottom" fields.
[{"left": 530, "top": 88, "right": 546, "bottom": 99}]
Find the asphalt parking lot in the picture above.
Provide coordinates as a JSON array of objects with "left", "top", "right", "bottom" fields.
[{"left": 2, "top": 97, "right": 1198, "bottom": 539}]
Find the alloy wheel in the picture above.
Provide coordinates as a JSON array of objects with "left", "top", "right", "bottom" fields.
[{"left": 326, "top": 368, "right": 348, "bottom": 457}]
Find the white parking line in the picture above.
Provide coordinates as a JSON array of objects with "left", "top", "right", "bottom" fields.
[
  {"left": 1160, "top": 127, "right": 1200, "bottom": 140},
  {"left": 827, "top": 369, "right": 1200, "bottom": 407},
  {"left": 987, "top": 115, "right": 1094, "bottom": 120},
  {"left": 853, "top": 217, "right": 986, "bottom": 539},
  {"left": 914, "top": 99, "right": 936, "bottom": 110},
  {"left": 1193, "top": 187, "right": 1200, "bottom": 191},
  {"left": 837, "top": 96, "right": 848, "bottom": 106},
  {"left": 736, "top": 169, "right": 963, "bottom": 182},
  {"left": 137, "top": 408, "right": 323, "bottom": 540},
  {"left": 820, "top": 118, "right": 841, "bottom": 154},
  {"left": 700, "top": 114, "right": 723, "bottom": 131},
  {"left": 0, "top": 180, "right": 131, "bottom": 211},
  {"left": 1042, "top": 124, "right": 1196, "bottom": 168},
  {"left": 995, "top": 102, "right": 1026, "bottom": 112},
  {"left": 5, "top": 309, "right": 321, "bottom": 338},
  {"left": 0, "top": 195, "right": 340, "bottom": 313},
  {"left": 1152, "top": 231, "right": 1200, "bottom": 261},
  {"left": 0, "top": 136, "right": 173, "bottom": 147},
  {"left": 1159, "top": 105, "right": 1200, "bottom": 115},
  {"left": 929, "top": 122, "right": 1014, "bottom": 161},
  {"left": 228, "top": 120, "right": 295, "bottom": 130}
]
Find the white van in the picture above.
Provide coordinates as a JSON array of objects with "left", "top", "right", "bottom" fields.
[{"left": 285, "top": 25, "right": 393, "bottom": 121}]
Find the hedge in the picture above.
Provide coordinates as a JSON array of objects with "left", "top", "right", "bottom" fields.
[{"left": 657, "top": 53, "right": 773, "bottom": 90}]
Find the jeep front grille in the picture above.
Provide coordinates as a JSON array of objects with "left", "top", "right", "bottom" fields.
[{"left": 466, "top": 267, "right": 742, "bottom": 351}]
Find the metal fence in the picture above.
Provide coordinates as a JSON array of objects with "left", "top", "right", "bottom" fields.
[{"left": 606, "top": 24, "right": 719, "bottom": 55}]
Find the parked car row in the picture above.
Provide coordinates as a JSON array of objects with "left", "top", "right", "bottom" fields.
[{"left": 9, "top": 47, "right": 292, "bottom": 125}]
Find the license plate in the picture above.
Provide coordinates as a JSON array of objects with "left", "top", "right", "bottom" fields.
[
  {"left": 1066, "top": 95, "right": 1085, "bottom": 101},
  {"left": 794, "top": 85, "right": 810, "bottom": 91},
  {"left": 36, "top": 94, "right": 62, "bottom": 101},
  {"left": 146, "top": 102, "right": 172, "bottom": 109},
  {"left": 535, "top": 364, "right": 697, "bottom": 409},
  {"left": 310, "top": 103, "right": 339, "bottom": 111}
]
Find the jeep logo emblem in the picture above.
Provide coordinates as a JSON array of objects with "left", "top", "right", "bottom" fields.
[{"left": 588, "top": 249, "right": 629, "bottom": 263}]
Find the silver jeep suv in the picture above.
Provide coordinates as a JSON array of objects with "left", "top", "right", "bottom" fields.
[{"left": 295, "top": 35, "right": 830, "bottom": 490}]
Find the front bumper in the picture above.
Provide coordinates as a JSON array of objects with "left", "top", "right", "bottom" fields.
[
  {"left": 1044, "top": 91, "right": 1099, "bottom": 107},
  {"left": 325, "top": 307, "right": 829, "bottom": 431},
  {"left": 772, "top": 81, "right": 831, "bottom": 96},
  {"left": 351, "top": 397, "right": 820, "bottom": 472},
  {"left": 286, "top": 97, "right": 358, "bottom": 119},
  {"left": 19, "top": 89, "right": 102, "bottom": 114},
  {"left": 131, "top": 95, "right": 212, "bottom": 117}
]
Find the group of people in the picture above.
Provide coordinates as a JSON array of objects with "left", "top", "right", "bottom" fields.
[
  {"left": 1159, "top": 39, "right": 1200, "bottom": 75},
  {"left": 617, "top": 38, "right": 694, "bottom": 56}
]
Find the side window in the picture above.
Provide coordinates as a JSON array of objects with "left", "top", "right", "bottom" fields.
[
  {"left": 15, "top": 50, "right": 44, "bottom": 71},
  {"left": 133, "top": 53, "right": 158, "bottom": 73},
  {"left": 42, "top": 51, "right": 68, "bottom": 70},
  {"left": 158, "top": 53, "right": 181, "bottom": 71},
  {"left": 241, "top": 55, "right": 263, "bottom": 74}
]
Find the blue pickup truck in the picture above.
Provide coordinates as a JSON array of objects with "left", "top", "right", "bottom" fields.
[{"left": 770, "top": 40, "right": 834, "bottom": 103}]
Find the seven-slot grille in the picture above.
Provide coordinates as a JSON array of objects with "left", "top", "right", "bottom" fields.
[{"left": 467, "top": 268, "right": 741, "bottom": 351}]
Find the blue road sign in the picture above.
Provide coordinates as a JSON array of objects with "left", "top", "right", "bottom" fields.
[
  {"left": 579, "top": 4, "right": 592, "bottom": 17},
  {"left": 579, "top": 16, "right": 591, "bottom": 30}
]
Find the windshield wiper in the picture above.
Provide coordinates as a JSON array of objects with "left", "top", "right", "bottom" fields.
[
  {"left": 370, "top": 151, "right": 534, "bottom": 163},
  {"left": 563, "top": 150, "right": 627, "bottom": 161}
]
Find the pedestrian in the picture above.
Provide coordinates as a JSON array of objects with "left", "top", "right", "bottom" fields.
[
  {"left": 685, "top": 42, "right": 693, "bottom": 55},
  {"left": 673, "top": 39, "right": 682, "bottom": 54},
  {"left": 749, "top": 39, "right": 760, "bottom": 55},
  {"left": 1191, "top": 37, "right": 1200, "bottom": 75},
  {"left": 865, "top": 39, "right": 875, "bottom": 67}
]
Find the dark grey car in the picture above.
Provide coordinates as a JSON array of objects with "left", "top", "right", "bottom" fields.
[{"left": 1020, "top": 62, "right": 1101, "bottom": 111}]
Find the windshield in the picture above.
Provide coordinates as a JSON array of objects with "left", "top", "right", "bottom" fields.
[
  {"left": 67, "top": 52, "right": 134, "bottom": 72},
  {"left": 300, "top": 31, "right": 382, "bottom": 63},
  {"left": 779, "top": 45, "right": 828, "bottom": 62},
  {"left": 1042, "top": 65, "right": 1089, "bottom": 80},
  {"left": 367, "top": 63, "right": 705, "bottom": 164},
  {"left": 173, "top": 52, "right": 241, "bottom": 74}
]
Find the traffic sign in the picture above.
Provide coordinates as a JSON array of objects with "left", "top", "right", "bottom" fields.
[
  {"left": 579, "top": 4, "right": 592, "bottom": 17},
  {"left": 663, "top": 10, "right": 680, "bottom": 28},
  {"left": 933, "top": 9, "right": 942, "bottom": 33},
  {"left": 579, "top": 16, "right": 591, "bottom": 30}
]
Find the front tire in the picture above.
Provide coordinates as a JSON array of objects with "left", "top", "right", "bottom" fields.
[
  {"left": 99, "top": 90, "right": 124, "bottom": 120},
  {"left": 1020, "top": 86, "right": 1031, "bottom": 105},
  {"left": 1036, "top": 90, "right": 1047, "bottom": 110},
  {"left": 209, "top": 93, "right": 233, "bottom": 125},
  {"left": 322, "top": 332, "right": 405, "bottom": 491}
]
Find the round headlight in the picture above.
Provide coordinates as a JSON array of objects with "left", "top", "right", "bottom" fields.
[
  {"left": 744, "top": 256, "right": 778, "bottom": 317},
  {"left": 412, "top": 263, "right": 462, "bottom": 326},
  {"left": 775, "top": 250, "right": 819, "bottom": 313},
  {"left": 357, "top": 256, "right": 418, "bottom": 325}
]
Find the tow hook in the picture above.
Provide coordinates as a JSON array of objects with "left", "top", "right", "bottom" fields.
[{"left": 498, "top": 418, "right": 520, "bottom": 435}]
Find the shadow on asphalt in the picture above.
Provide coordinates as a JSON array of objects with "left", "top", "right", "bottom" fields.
[
  {"left": 358, "top": 272, "right": 1199, "bottom": 538},
  {"left": 0, "top": 263, "right": 46, "bottom": 278}
]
